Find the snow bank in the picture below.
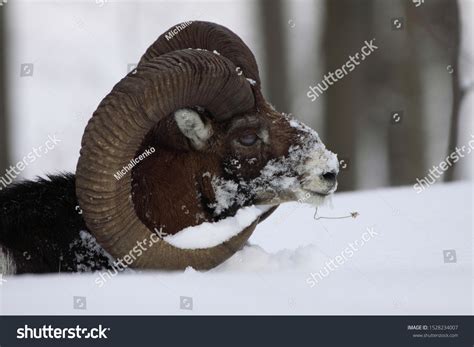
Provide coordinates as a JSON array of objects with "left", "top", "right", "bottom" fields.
[
  {"left": 212, "top": 244, "right": 327, "bottom": 272},
  {"left": 0, "top": 181, "right": 471, "bottom": 315}
]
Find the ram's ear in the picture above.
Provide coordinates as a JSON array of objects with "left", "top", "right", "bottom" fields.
[{"left": 174, "top": 108, "right": 213, "bottom": 150}]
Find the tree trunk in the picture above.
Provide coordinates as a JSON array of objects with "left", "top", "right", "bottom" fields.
[
  {"left": 387, "top": 1, "right": 426, "bottom": 186},
  {"left": 442, "top": 0, "right": 461, "bottom": 182},
  {"left": 258, "top": 0, "right": 290, "bottom": 113},
  {"left": 323, "top": 0, "right": 374, "bottom": 191},
  {"left": 0, "top": 9, "right": 10, "bottom": 174}
]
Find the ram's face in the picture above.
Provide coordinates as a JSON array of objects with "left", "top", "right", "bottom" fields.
[{"left": 174, "top": 107, "right": 339, "bottom": 211}]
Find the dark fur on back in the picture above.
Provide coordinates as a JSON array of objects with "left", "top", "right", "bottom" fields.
[{"left": 0, "top": 174, "right": 111, "bottom": 273}]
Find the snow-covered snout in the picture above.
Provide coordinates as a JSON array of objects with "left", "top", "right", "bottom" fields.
[
  {"left": 248, "top": 116, "right": 339, "bottom": 206},
  {"left": 299, "top": 154, "right": 339, "bottom": 196},
  {"left": 293, "top": 125, "right": 339, "bottom": 197}
]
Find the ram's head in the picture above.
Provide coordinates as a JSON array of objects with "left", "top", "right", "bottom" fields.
[{"left": 76, "top": 21, "right": 338, "bottom": 270}]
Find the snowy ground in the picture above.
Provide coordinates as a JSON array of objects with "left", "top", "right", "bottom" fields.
[{"left": 0, "top": 181, "right": 472, "bottom": 315}]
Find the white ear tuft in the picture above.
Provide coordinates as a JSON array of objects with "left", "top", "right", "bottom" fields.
[{"left": 174, "top": 108, "right": 213, "bottom": 150}]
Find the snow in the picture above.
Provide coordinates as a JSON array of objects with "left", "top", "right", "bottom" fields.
[
  {"left": 71, "top": 231, "right": 115, "bottom": 272},
  {"left": 246, "top": 78, "right": 257, "bottom": 86},
  {"left": 164, "top": 205, "right": 271, "bottom": 249},
  {"left": 1, "top": 181, "right": 471, "bottom": 315},
  {"left": 209, "top": 176, "right": 241, "bottom": 215}
]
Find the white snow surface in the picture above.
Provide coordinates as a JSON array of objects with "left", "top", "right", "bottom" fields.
[
  {"left": 0, "top": 181, "right": 472, "bottom": 315},
  {"left": 164, "top": 205, "right": 271, "bottom": 249}
]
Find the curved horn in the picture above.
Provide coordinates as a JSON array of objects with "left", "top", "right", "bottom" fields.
[
  {"left": 76, "top": 50, "right": 257, "bottom": 270},
  {"left": 139, "top": 21, "right": 261, "bottom": 88}
]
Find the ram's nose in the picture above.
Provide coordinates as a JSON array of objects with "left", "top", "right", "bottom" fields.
[
  {"left": 300, "top": 168, "right": 338, "bottom": 196},
  {"left": 321, "top": 170, "right": 337, "bottom": 187},
  {"left": 298, "top": 145, "right": 340, "bottom": 195},
  {"left": 320, "top": 169, "right": 338, "bottom": 193}
]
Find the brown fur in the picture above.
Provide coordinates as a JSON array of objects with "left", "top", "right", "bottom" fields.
[{"left": 131, "top": 100, "right": 302, "bottom": 236}]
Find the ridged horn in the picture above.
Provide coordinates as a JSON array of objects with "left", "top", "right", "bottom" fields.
[
  {"left": 139, "top": 21, "right": 261, "bottom": 89},
  {"left": 76, "top": 49, "right": 257, "bottom": 269}
]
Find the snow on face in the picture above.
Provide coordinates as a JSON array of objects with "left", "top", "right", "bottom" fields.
[
  {"left": 210, "top": 114, "right": 339, "bottom": 213},
  {"left": 287, "top": 116, "right": 339, "bottom": 197},
  {"left": 286, "top": 115, "right": 339, "bottom": 180}
]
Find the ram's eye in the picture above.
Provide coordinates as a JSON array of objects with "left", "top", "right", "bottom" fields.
[{"left": 238, "top": 133, "right": 259, "bottom": 146}]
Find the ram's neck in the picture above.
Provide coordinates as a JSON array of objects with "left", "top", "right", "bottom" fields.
[{"left": 131, "top": 150, "right": 217, "bottom": 236}]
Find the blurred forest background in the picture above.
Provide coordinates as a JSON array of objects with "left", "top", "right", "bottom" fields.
[{"left": 0, "top": 0, "right": 472, "bottom": 192}]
